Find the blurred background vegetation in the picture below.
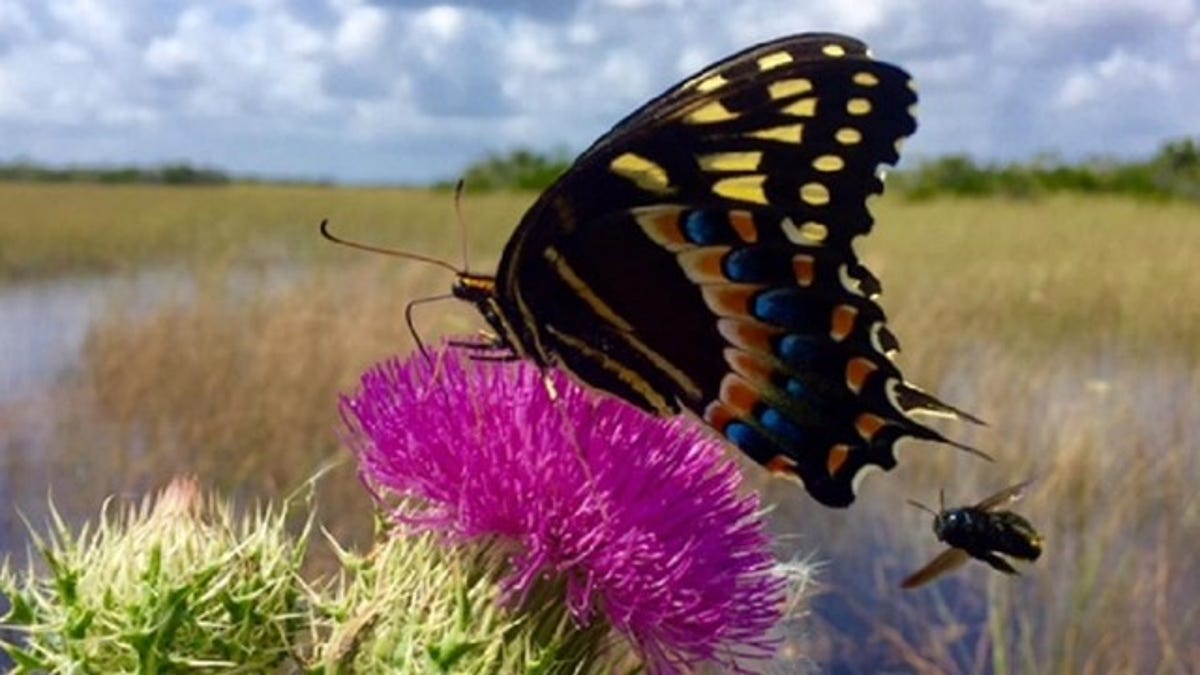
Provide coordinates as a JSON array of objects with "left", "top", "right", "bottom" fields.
[{"left": 1, "top": 139, "right": 1197, "bottom": 672}]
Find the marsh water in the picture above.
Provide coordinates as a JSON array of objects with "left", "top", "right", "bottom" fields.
[{"left": 0, "top": 269, "right": 300, "bottom": 552}]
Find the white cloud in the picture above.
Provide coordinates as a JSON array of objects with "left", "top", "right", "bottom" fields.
[
  {"left": 413, "top": 5, "right": 467, "bottom": 42},
  {"left": 333, "top": 5, "right": 387, "bottom": 62},
  {"left": 45, "top": 0, "right": 128, "bottom": 52},
  {"left": 1057, "top": 49, "right": 1173, "bottom": 108},
  {"left": 0, "top": 0, "right": 1196, "bottom": 182}
]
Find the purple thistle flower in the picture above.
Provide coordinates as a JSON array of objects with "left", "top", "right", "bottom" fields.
[{"left": 340, "top": 346, "right": 787, "bottom": 672}]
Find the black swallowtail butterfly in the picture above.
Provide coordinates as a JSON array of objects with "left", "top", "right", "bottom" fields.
[{"left": 451, "top": 32, "right": 983, "bottom": 508}]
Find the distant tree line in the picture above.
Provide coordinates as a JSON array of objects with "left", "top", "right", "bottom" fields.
[
  {"left": 6, "top": 137, "right": 1198, "bottom": 200},
  {"left": 434, "top": 148, "right": 575, "bottom": 191},
  {"left": 451, "top": 137, "right": 1200, "bottom": 201},
  {"left": 0, "top": 160, "right": 232, "bottom": 185},
  {"left": 891, "top": 138, "right": 1200, "bottom": 201}
]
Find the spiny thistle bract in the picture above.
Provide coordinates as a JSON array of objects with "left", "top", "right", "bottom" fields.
[{"left": 0, "top": 476, "right": 310, "bottom": 672}]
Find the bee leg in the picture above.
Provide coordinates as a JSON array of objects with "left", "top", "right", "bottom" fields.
[{"left": 976, "top": 551, "right": 1019, "bottom": 575}]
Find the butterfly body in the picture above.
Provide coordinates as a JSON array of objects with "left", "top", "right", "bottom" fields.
[
  {"left": 902, "top": 480, "right": 1044, "bottom": 588},
  {"left": 457, "top": 33, "right": 984, "bottom": 508}
]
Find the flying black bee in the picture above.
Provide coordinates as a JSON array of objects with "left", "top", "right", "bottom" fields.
[{"left": 900, "top": 480, "right": 1044, "bottom": 589}]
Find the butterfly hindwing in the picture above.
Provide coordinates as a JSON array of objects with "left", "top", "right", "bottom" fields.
[{"left": 479, "top": 33, "right": 978, "bottom": 508}]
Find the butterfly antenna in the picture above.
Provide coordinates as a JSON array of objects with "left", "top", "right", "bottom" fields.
[
  {"left": 405, "top": 294, "right": 455, "bottom": 363},
  {"left": 906, "top": 499, "right": 940, "bottom": 518},
  {"left": 454, "top": 178, "right": 470, "bottom": 272},
  {"left": 319, "top": 219, "right": 460, "bottom": 274},
  {"left": 939, "top": 488, "right": 946, "bottom": 512}
]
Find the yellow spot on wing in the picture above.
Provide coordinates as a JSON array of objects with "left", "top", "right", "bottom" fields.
[
  {"left": 836, "top": 127, "right": 862, "bottom": 145},
  {"left": 685, "top": 100, "right": 739, "bottom": 124},
  {"left": 782, "top": 97, "right": 817, "bottom": 117},
  {"left": 813, "top": 155, "right": 845, "bottom": 172},
  {"left": 757, "top": 51, "right": 794, "bottom": 71},
  {"left": 610, "top": 152, "right": 672, "bottom": 193},
  {"left": 768, "top": 78, "right": 812, "bottom": 99},
  {"left": 713, "top": 175, "right": 768, "bottom": 204},
  {"left": 847, "top": 98, "right": 872, "bottom": 115},
  {"left": 697, "top": 151, "right": 762, "bottom": 172},
  {"left": 783, "top": 219, "right": 828, "bottom": 245},
  {"left": 747, "top": 123, "right": 803, "bottom": 144},
  {"left": 800, "top": 182, "right": 831, "bottom": 206},
  {"left": 853, "top": 71, "right": 880, "bottom": 87},
  {"left": 694, "top": 74, "right": 728, "bottom": 92},
  {"left": 822, "top": 43, "right": 847, "bottom": 58}
]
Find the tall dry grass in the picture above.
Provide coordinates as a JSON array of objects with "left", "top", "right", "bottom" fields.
[
  {"left": 2, "top": 186, "right": 1197, "bottom": 672},
  {"left": 0, "top": 182, "right": 529, "bottom": 279}
]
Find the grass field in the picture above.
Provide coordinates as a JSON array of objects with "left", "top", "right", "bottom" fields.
[{"left": 2, "top": 183, "right": 1197, "bottom": 672}]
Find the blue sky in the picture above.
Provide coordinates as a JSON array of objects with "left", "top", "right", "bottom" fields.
[{"left": 1, "top": 0, "right": 1196, "bottom": 184}]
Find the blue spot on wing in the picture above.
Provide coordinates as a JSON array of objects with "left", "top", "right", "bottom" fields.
[
  {"left": 760, "top": 408, "right": 808, "bottom": 445},
  {"left": 753, "top": 288, "right": 819, "bottom": 329},
  {"left": 683, "top": 210, "right": 729, "bottom": 244},
  {"left": 725, "top": 421, "right": 776, "bottom": 464},
  {"left": 785, "top": 377, "right": 807, "bottom": 398},
  {"left": 723, "top": 248, "right": 774, "bottom": 283},
  {"left": 778, "top": 334, "right": 821, "bottom": 366}
]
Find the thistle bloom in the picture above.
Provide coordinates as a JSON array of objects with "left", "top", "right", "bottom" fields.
[{"left": 340, "top": 347, "right": 787, "bottom": 672}]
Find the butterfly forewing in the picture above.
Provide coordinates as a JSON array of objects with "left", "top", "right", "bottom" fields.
[{"left": 484, "top": 33, "right": 977, "bottom": 508}]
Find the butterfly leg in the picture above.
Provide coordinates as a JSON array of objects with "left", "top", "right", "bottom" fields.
[
  {"left": 448, "top": 330, "right": 501, "bottom": 349},
  {"left": 448, "top": 331, "right": 520, "bottom": 361}
]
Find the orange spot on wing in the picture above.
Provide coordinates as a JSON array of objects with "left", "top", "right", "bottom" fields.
[
  {"left": 728, "top": 210, "right": 759, "bottom": 243},
  {"left": 845, "top": 357, "right": 878, "bottom": 394},
  {"left": 830, "top": 304, "right": 859, "bottom": 341},
  {"left": 703, "top": 401, "right": 736, "bottom": 432},
  {"left": 717, "top": 318, "right": 780, "bottom": 353},
  {"left": 855, "top": 413, "right": 888, "bottom": 441},
  {"left": 793, "top": 254, "right": 816, "bottom": 286},
  {"left": 676, "top": 247, "right": 728, "bottom": 283},
  {"left": 826, "top": 443, "right": 851, "bottom": 475},
  {"left": 720, "top": 374, "right": 760, "bottom": 417},
  {"left": 724, "top": 348, "right": 773, "bottom": 385},
  {"left": 702, "top": 285, "right": 758, "bottom": 317},
  {"left": 766, "top": 454, "right": 797, "bottom": 474},
  {"left": 635, "top": 207, "right": 687, "bottom": 247}
]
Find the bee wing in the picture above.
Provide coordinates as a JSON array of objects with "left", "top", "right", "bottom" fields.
[
  {"left": 975, "top": 479, "right": 1034, "bottom": 512},
  {"left": 900, "top": 547, "right": 971, "bottom": 589}
]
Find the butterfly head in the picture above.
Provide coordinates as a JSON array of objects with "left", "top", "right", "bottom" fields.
[{"left": 451, "top": 272, "right": 497, "bottom": 304}]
